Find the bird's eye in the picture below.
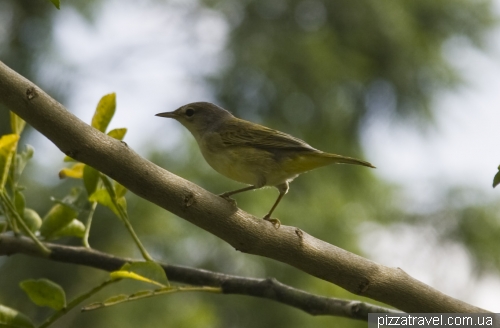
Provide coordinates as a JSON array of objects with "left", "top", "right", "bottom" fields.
[{"left": 185, "top": 108, "right": 195, "bottom": 117}]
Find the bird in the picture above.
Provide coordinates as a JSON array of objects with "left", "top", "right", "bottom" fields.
[{"left": 156, "top": 102, "right": 375, "bottom": 228}]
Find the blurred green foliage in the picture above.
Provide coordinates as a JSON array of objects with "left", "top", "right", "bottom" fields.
[
  {"left": 0, "top": 0, "right": 499, "bottom": 327},
  {"left": 406, "top": 188, "right": 500, "bottom": 274},
  {"left": 208, "top": 0, "right": 495, "bottom": 135}
]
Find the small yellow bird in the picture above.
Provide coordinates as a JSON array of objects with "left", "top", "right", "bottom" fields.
[{"left": 156, "top": 102, "right": 375, "bottom": 227}]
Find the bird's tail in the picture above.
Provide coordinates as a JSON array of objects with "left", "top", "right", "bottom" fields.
[
  {"left": 284, "top": 151, "right": 375, "bottom": 174},
  {"left": 321, "top": 152, "right": 376, "bottom": 168}
]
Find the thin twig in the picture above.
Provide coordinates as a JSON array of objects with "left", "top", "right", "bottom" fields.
[{"left": 0, "top": 235, "right": 400, "bottom": 320}]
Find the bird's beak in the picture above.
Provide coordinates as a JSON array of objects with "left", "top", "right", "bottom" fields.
[{"left": 155, "top": 111, "right": 177, "bottom": 118}]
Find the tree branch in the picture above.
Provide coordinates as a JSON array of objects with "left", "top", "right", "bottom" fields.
[
  {"left": 0, "top": 60, "right": 489, "bottom": 313},
  {"left": 0, "top": 234, "right": 398, "bottom": 319}
]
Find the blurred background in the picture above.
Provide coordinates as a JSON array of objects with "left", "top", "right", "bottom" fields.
[{"left": 1, "top": 0, "right": 500, "bottom": 327}]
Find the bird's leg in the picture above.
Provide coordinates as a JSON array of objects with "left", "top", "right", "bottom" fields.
[
  {"left": 219, "top": 185, "right": 258, "bottom": 206},
  {"left": 220, "top": 185, "right": 259, "bottom": 198},
  {"left": 263, "top": 182, "right": 289, "bottom": 229}
]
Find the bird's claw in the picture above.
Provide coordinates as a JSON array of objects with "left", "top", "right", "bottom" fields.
[
  {"left": 219, "top": 193, "right": 237, "bottom": 207},
  {"left": 263, "top": 215, "right": 281, "bottom": 229}
]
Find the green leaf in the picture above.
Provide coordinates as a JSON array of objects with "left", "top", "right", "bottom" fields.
[
  {"left": 107, "top": 128, "right": 127, "bottom": 141},
  {"left": 110, "top": 271, "right": 166, "bottom": 287},
  {"left": 10, "top": 112, "right": 26, "bottom": 135},
  {"left": 22, "top": 209, "right": 42, "bottom": 233},
  {"left": 58, "top": 163, "right": 84, "bottom": 179},
  {"left": 0, "top": 134, "right": 20, "bottom": 191},
  {"left": 100, "top": 174, "right": 127, "bottom": 213},
  {"left": 99, "top": 174, "right": 116, "bottom": 198},
  {"left": 15, "top": 144, "right": 34, "bottom": 180},
  {"left": 63, "top": 155, "right": 77, "bottom": 162},
  {"left": 0, "top": 304, "right": 34, "bottom": 328},
  {"left": 19, "top": 279, "right": 66, "bottom": 310},
  {"left": 52, "top": 187, "right": 86, "bottom": 211},
  {"left": 493, "top": 166, "right": 500, "bottom": 188},
  {"left": 81, "top": 294, "right": 129, "bottom": 312},
  {"left": 114, "top": 182, "right": 127, "bottom": 198},
  {"left": 117, "top": 197, "right": 127, "bottom": 213},
  {"left": 101, "top": 294, "right": 129, "bottom": 306},
  {"left": 50, "top": 218, "right": 85, "bottom": 239},
  {"left": 88, "top": 189, "right": 119, "bottom": 217},
  {"left": 91, "top": 93, "right": 116, "bottom": 133},
  {"left": 14, "top": 190, "right": 25, "bottom": 216},
  {"left": 128, "top": 290, "right": 154, "bottom": 299},
  {"left": 39, "top": 203, "right": 78, "bottom": 239},
  {"left": 119, "top": 262, "right": 169, "bottom": 287},
  {"left": 83, "top": 165, "right": 100, "bottom": 196},
  {"left": 48, "top": 0, "right": 60, "bottom": 9}
]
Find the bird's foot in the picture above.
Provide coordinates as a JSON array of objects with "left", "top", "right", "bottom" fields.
[
  {"left": 263, "top": 215, "right": 281, "bottom": 229},
  {"left": 219, "top": 193, "right": 237, "bottom": 207}
]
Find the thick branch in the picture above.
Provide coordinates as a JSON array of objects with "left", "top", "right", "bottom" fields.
[
  {"left": 0, "top": 234, "right": 398, "bottom": 319},
  {"left": 0, "top": 60, "right": 489, "bottom": 313}
]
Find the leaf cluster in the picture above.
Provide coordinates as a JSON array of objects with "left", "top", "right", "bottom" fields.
[{"left": 0, "top": 94, "right": 218, "bottom": 328}]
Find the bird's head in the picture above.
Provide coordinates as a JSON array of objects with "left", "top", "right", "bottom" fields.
[{"left": 156, "top": 102, "right": 233, "bottom": 138}]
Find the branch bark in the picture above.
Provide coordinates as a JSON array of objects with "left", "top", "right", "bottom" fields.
[
  {"left": 0, "top": 60, "right": 489, "bottom": 313},
  {"left": 0, "top": 234, "right": 398, "bottom": 319}
]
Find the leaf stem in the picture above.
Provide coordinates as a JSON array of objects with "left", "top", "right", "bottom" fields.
[
  {"left": 82, "top": 201, "right": 97, "bottom": 248},
  {"left": 82, "top": 286, "right": 222, "bottom": 311},
  {"left": 100, "top": 175, "right": 153, "bottom": 261}
]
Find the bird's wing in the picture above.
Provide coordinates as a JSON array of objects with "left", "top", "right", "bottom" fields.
[{"left": 219, "top": 118, "right": 316, "bottom": 152}]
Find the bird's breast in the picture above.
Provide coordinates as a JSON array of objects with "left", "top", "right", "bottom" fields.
[{"left": 197, "top": 132, "right": 297, "bottom": 186}]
